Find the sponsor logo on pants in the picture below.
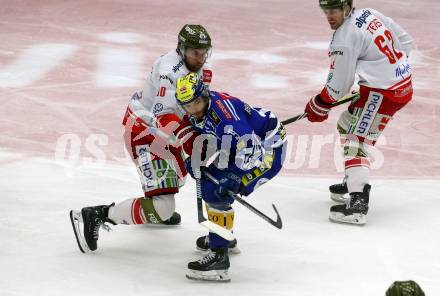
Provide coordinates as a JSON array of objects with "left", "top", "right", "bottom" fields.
[{"left": 355, "top": 92, "right": 383, "bottom": 137}]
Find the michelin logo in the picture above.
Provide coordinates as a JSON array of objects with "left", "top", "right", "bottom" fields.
[{"left": 355, "top": 92, "right": 383, "bottom": 136}]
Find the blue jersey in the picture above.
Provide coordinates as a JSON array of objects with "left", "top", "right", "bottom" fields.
[{"left": 190, "top": 91, "right": 286, "bottom": 177}]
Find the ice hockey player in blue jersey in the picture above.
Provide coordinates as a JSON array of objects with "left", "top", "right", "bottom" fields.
[{"left": 175, "top": 72, "right": 287, "bottom": 282}]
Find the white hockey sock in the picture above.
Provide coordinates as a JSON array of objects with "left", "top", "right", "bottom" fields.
[
  {"left": 108, "top": 198, "right": 136, "bottom": 225},
  {"left": 345, "top": 166, "right": 370, "bottom": 193}
]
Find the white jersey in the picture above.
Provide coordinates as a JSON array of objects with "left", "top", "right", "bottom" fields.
[
  {"left": 128, "top": 49, "right": 212, "bottom": 125},
  {"left": 324, "top": 8, "right": 413, "bottom": 100}
]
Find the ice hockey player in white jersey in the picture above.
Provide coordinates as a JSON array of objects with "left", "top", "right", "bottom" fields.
[
  {"left": 69, "top": 24, "right": 213, "bottom": 253},
  {"left": 304, "top": 0, "right": 413, "bottom": 224}
]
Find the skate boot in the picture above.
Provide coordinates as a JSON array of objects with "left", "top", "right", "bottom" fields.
[
  {"left": 196, "top": 235, "right": 240, "bottom": 254},
  {"left": 161, "top": 211, "right": 181, "bottom": 225},
  {"left": 329, "top": 184, "right": 370, "bottom": 225},
  {"left": 329, "top": 177, "right": 348, "bottom": 203},
  {"left": 186, "top": 248, "right": 230, "bottom": 282},
  {"left": 69, "top": 203, "right": 116, "bottom": 253}
]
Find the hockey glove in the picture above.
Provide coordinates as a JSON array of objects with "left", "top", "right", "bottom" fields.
[
  {"left": 185, "top": 156, "right": 211, "bottom": 180},
  {"left": 184, "top": 157, "right": 199, "bottom": 179},
  {"left": 305, "top": 94, "right": 333, "bottom": 122},
  {"left": 217, "top": 172, "right": 242, "bottom": 198}
]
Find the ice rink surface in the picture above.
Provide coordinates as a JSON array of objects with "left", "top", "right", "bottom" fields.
[{"left": 0, "top": 0, "right": 439, "bottom": 295}]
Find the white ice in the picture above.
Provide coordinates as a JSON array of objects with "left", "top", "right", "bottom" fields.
[{"left": 0, "top": 151, "right": 439, "bottom": 296}]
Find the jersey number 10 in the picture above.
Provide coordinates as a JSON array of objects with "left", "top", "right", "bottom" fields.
[
  {"left": 156, "top": 86, "right": 166, "bottom": 97},
  {"left": 374, "top": 30, "right": 403, "bottom": 64}
]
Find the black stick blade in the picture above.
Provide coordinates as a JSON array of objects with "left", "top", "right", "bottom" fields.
[{"left": 271, "top": 204, "right": 283, "bottom": 229}]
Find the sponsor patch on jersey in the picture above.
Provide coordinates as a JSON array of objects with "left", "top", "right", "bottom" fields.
[
  {"left": 173, "top": 61, "right": 184, "bottom": 73},
  {"left": 395, "top": 63, "right": 411, "bottom": 80},
  {"left": 327, "top": 73, "right": 333, "bottom": 83},
  {"left": 159, "top": 74, "right": 173, "bottom": 85},
  {"left": 328, "top": 50, "right": 344, "bottom": 57},
  {"left": 208, "top": 109, "right": 222, "bottom": 126},
  {"left": 202, "top": 69, "right": 212, "bottom": 83},
  {"left": 215, "top": 100, "right": 232, "bottom": 120},
  {"left": 355, "top": 10, "right": 372, "bottom": 28},
  {"left": 326, "top": 84, "right": 340, "bottom": 96},
  {"left": 153, "top": 103, "right": 164, "bottom": 115},
  {"left": 243, "top": 103, "right": 252, "bottom": 115}
]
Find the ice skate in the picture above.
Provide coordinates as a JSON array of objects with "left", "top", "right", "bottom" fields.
[
  {"left": 329, "top": 185, "right": 370, "bottom": 225},
  {"left": 329, "top": 178, "right": 348, "bottom": 203},
  {"left": 186, "top": 248, "right": 230, "bottom": 282},
  {"left": 69, "top": 203, "right": 115, "bottom": 253},
  {"left": 161, "top": 212, "right": 181, "bottom": 225}
]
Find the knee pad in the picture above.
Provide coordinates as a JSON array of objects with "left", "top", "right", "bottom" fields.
[
  {"left": 337, "top": 110, "right": 352, "bottom": 136},
  {"left": 337, "top": 111, "right": 369, "bottom": 159},
  {"left": 206, "top": 203, "right": 234, "bottom": 230},
  {"left": 343, "top": 139, "right": 369, "bottom": 159},
  {"left": 136, "top": 145, "right": 180, "bottom": 196}
]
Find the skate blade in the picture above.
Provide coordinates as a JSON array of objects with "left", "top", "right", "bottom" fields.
[
  {"left": 196, "top": 246, "right": 241, "bottom": 255},
  {"left": 330, "top": 193, "right": 348, "bottom": 203},
  {"left": 329, "top": 212, "right": 366, "bottom": 225},
  {"left": 186, "top": 269, "right": 230, "bottom": 282},
  {"left": 69, "top": 210, "right": 91, "bottom": 253}
]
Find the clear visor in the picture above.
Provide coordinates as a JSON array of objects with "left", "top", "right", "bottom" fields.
[
  {"left": 322, "top": 7, "right": 343, "bottom": 16},
  {"left": 181, "top": 96, "right": 208, "bottom": 120},
  {"left": 184, "top": 47, "right": 212, "bottom": 60}
]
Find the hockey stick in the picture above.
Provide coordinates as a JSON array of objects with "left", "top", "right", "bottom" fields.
[
  {"left": 281, "top": 92, "right": 360, "bottom": 126},
  {"left": 204, "top": 171, "right": 282, "bottom": 229},
  {"left": 194, "top": 168, "right": 235, "bottom": 241}
]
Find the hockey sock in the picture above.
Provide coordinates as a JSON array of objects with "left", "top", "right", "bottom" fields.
[{"left": 206, "top": 205, "right": 234, "bottom": 249}]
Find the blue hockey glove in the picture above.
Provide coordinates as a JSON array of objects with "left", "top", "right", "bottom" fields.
[
  {"left": 217, "top": 172, "right": 242, "bottom": 197},
  {"left": 184, "top": 157, "right": 197, "bottom": 179},
  {"left": 184, "top": 157, "right": 209, "bottom": 179}
]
